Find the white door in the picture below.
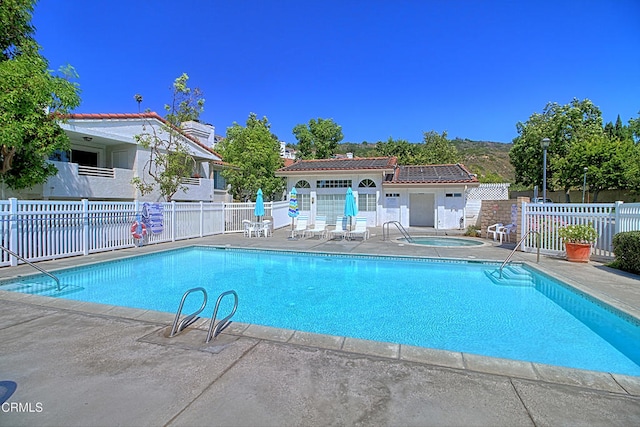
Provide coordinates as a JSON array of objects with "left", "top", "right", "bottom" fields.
[
  {"left": 409, "top": 193, "right": 434, "bottom": 227},
  {"left": 316, "top": 194, "right": 345, "bottom": 224}
]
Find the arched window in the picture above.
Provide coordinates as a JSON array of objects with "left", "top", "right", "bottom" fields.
[
  {"left": 358, "top": 179, "right": 376, "bottom": 188},
  {"left": 358, "top": 179, "right": 377, "bottom": 211},
  {"left": 294, "top": 180, "right": 311, "bottom": 210}
]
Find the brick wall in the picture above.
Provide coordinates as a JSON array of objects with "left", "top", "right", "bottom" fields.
[{"left": 479, "top": 197, "right": 530, "bottom": 238}]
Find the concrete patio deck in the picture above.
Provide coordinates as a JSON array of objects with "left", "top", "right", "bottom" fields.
[{"left": 1, "top": 227, "right": 639, "bottom": 426}]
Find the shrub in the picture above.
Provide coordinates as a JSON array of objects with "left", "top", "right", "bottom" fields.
[
  {"left": 464, "top": 225, "right": 480, "bottom": 237},
  {"left": 558, "top": 224, "right": 598, "bottom": 244},
  {"left": 612, "top": 231, "right": 640, "bottom": 275}
]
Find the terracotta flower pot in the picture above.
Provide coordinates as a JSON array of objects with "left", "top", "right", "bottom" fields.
[{"left": 565, "top": 242, "right": 592, "bottom": 262}]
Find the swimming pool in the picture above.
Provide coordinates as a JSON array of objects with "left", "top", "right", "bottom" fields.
[
  {"left": 2, "top": 246, "right": 639, "bottom": 376},
  {"left": 398, "top": 236, "right": 486, "bottom": 247}
]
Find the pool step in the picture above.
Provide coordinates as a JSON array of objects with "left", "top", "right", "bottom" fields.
[
  {"left": 485, "top": 265, "right": 534, "bottom": 287},
  {"left": 1, "top": 282, "right": 82, "bottom": 297}
]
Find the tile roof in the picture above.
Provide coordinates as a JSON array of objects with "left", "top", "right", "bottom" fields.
[
  {"left": 388, "top": 164, "right": 478, "bottom": 184},
  {"left": 277, "top": 157, "right": 397, "bottom": 173},
  {"left": 66, "top": 113, "right": 164, "bottom": 121},
  {"left": 64, "top": 113, "right": 225, "bottom": 161},
  {"left": 277, "top": 157, "right": 478, "bottom": 185}
]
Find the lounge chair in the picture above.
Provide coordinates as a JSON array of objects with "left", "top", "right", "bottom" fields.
[
  {"left": 292, "top": 215, "right": 309, "bottom": 238},
  {"left": 328, "top": 216, "right": 348, "bottom": 240},
  {"left": 307, "top": 216, "right": 328, "bottom": 239},
  {"left": 347, "top": 217, "right": 369, "bottom": 240}
]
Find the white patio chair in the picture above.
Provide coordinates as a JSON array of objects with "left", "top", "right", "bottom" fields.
[
  {"left": 487, "top": 223, "right": 503, "bottom": 241},
  {"left": 242, "top": 219, "right": 258, "bottom": 238},
  {"left": 499, "top": 223, "right": 517, "bottom": 243},
  {"left": 307, "top": 216, "right": 328, "bottom": 239},
  {"left": 259, "top": 220, "right": 272, "bottom": 237},
  {"left": 328, "top": 216, "right": 348, "bottom": 240},
  {"left": 347, "top": 217, "right": 369, "bottom": 240},
  {"left": 292, "top": 215, "right": 309, "bottom": 238}
]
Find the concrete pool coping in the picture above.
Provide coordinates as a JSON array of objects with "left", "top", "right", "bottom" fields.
[
  {"left": 394, "top": 235, "right": 493, "bottom": 247},
  {"left": 1, "top": 227, "right": 640, "bottom": 425},
  {"left": 1, "top": 283, "right": 639, "bottom": 396}
]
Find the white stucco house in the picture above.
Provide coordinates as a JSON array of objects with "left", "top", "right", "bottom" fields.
[
  {"left": 275, "top": 157, "right": 480, "bottom": 230},
  {"left": 5, "top": 113, "right": 229, "bottom": 202}
]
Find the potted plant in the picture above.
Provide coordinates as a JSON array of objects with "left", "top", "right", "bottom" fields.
[{"left": 557, "top": 223, "right": 598, "bottom": 262}]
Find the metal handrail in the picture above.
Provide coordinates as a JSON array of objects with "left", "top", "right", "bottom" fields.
[
  {"left": 206, "top": 290, "right": 239, "bottom": 343},
  {"left": 170, "top": 287, "right": 208, "bottom": 337},
  {"left": 382, "top": 221, "right": 414, "bottom": 243},
  {"left": 0, "top": 245, "right": 61, "bottom": 291},
  {"left": 499, "top": 230, "right": 540, "bottom": 277}
]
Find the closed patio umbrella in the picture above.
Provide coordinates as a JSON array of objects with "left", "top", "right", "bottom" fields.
[
  {"left": 288, "top": 187, "right": 299, "bottom": 239},
  {"left": 344, "top": 186, "right": 358, "bottom": 230},
  {"left": 254, "top": 188, "right": 265, "bottom": 222}
]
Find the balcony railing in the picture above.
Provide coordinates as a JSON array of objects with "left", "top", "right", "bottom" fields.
[
  {"left": 181, "top": 177, "right": 201, "bottom": 186},
  {"left": 78, "top": 165, "right": 115, "bottom": 178}
]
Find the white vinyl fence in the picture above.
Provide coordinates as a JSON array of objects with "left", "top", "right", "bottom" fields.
[
  {"left": 0, "top": 198, "right": 290, "bottom": 267},
  {"left": 521, "top": 201, "right": 640, "bottom": 258}
]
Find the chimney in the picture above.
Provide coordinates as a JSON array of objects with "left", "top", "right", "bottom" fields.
[
  {"left": 181, "top": 120, "right": 216, "bottom": 146},
  {"left": 346, "top": 152, "right": 353, "bottom": 158}
]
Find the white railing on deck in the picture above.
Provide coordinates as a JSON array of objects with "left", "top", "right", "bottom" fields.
[
  {"left": 78, "top": 165, "right": 115, "bottom": 178},
  {"left": 181, "top": 177, "right": 201, "bottom": 186},
  {"left": 0, "top": 198, "right": 291, "bottom": 267},
  {"left": 521, "top": 201, "right": 640, "bottom": 258}
]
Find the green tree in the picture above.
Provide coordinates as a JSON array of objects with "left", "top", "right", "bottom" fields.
[
  {"left": 373, "top": 131, "right": 458, "bottom": 165},
  {"left": 0, "top": 0, "right": 35, "bottom": 60},
  {"left": 421, "top": 130, "right": 460, "bottom": 164},
  {"left": 132, "top": 73, "right": 204, "bottom": 201},
  {"left": 292, "top": 118, "right": 343, "bottom": 159},
  {"left": 626, "top": 140, "right": 640, "bottom": 193},
  {"left": 373, "top": 137, "right": 418, "bottom": 164},
  {"left": 0, "top": 0, "right": 81, "bottom": 191},
  {"left": 477, "top": 171, "right": 504, "bottom": 183},
  {"left": 216, "top": 113, "right": 284, "bottom": 201},
  {"left": 562, "top": 134, "right": 634, "bottom": 202},
  {"left": 629, "top": 111, "right": 640, "bottom": 143},
  {"left": 509, "top": 98, "right": 604, "bottom": 201},
  {"left": 604, "top": 114, "right": 632, "bottom": 142}
]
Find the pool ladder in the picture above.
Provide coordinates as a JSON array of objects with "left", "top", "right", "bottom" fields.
[
  {"left": 382, "top": 221, "right": 414, "bottom": 243},
  {"left": 170, "top": 287, "right": 239, "bottom": 343},
  {"left": 499, "top": 230, "right": 540, "bottom": 278}
]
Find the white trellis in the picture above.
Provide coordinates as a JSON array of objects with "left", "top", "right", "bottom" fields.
[
  {"left": 466, "top": 183, "right": 510, "bottom": 200},
  {"left": 464, "top": 184, "right": 511, "bottom": 227}
]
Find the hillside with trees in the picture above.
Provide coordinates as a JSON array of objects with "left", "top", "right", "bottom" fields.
[{"left": 333, "top": 138, "right": 515, "bottom": 183}]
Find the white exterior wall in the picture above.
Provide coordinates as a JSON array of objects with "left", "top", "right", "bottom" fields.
[
  {"left": 45, "top": 161, "right": 137, "bottom": 200},
  {"left": 286, "top": 172, "right": 384, "bottom": 226},
  {"left": 284, "top": 172, "right": 475, "bottom": 230},
  {"left": 28, "top": 117, "right": 227, "bottom": 202}
]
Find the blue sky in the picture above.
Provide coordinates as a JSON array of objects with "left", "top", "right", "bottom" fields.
[{"left": 33, "top": 0, "right": 639, "bottom": 144}]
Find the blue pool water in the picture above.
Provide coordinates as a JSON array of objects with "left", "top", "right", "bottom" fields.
[{"left": 2, "top": 246, "right": 639, "bottom": 376}]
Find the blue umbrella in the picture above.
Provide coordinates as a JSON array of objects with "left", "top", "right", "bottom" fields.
[
  {"left": 254, "top": 188, "right": 265, "bottom": 221},
  {"left": 344, "top": 187, "right": 358, "bottom": 230},
  {"left": 288, "top": 187, "right": 299, "bottom": 238}
]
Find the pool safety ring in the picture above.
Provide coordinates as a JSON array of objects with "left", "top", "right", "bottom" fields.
[{"left": 131, "top": 221, "right": 147, "bottom": 239}]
